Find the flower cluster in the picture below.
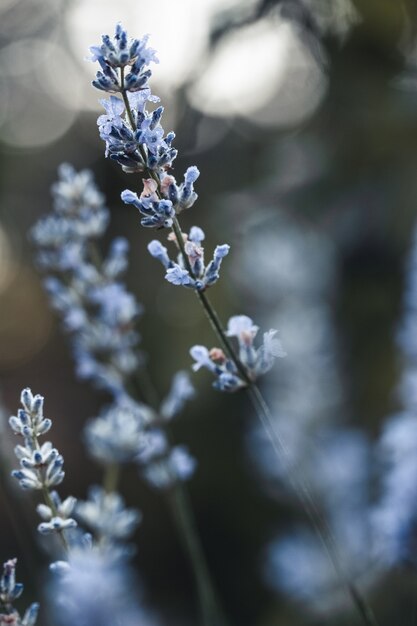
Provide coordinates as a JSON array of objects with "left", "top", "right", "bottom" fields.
[
  {"left": 121, "top": 184, "right": 175, "bottom": 228},
  {"left": 98, "top": 93, "right": 178, "bottom": 174},
  {"left": 121, "top": 167, "right": 200, "bottom": 228},
  {"left": 85, "top": 372, "right": 196, "bottom": 490},
  {"left": 191, "top": 316, "right": 286, "bottom": 391},
  {"left": 31, "top": 164, "right": 109, "bottom": 270},
  {"left": 76, "top": 486, "right": 141, "bottom": 545},
  {"left": 148, "top": 227, "right": 230, "bottom": 290},
  {"left": 37, "top": 492, "right": 78, "bottom": 536},
  {"left": 49, "top": 549, "right": 152, "bottom": 626},
  {"left": 85, "top": 401, "right": 152, "bottom": 465},
  {"left": 90, "top": 23, "right": 158, "bottom": 92},
  {"left": 9, "top": 388, "right": 77, "bottom": 538},
  {"left": 90, "top": 23, "right": 199, "bottom": 211},
  {"left": 0, "top": 559, "right": 39, "bottom": 626},
  {"left": 32, "top": 164, "right": 143, "bottom": 399}
]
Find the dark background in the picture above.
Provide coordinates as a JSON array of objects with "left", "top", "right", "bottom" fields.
[{"left": 1, "top": 1, "right": 417, "bottom": 624}]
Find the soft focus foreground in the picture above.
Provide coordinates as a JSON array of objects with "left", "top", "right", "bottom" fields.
[{"left": 1, "top": 1, "right": 417, "bottom": 625}]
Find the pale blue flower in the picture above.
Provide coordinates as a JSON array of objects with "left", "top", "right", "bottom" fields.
[
  {"left": 9, "top": 389, "right": 77, "bottom": 538},
  {"left": 160, "top": 372, "right": 195, "bottom": 420},
  {"left": 76, "top": 486, "right": 141, "bottom": 544},
  {"left": 121, "top": 189, "right": 175, "bottom": 228},
  {"left": 147, "top": 240, "right": 172, "bottom": 269},
  {"left": 90, "top": 24, "right": 157, "bottom": 93},
  {"left": 0, "top": 559, "right": 39, "bottom": 626},
  {"left": 190, "top": 317, "right": 285, "bottom": 391},
  {"left": 165, "top": 265, "right": 193, "bottom": 286},
  {"left": 149, "top": 227, "right": 230, "bottom": 290},
  {"left": 49, "top": 549, "right": 152, "bottom": 626},
  {"left": 190, "top": 346, "right": 219, "bottom": 374},
  {"left": 85, "top": 401, "right": 152, "bottom": 465},
  {"left": 33, "top": 166, "right": 144, "bottom": 399},
  {"left": 141, "top": 445, "right": 197, "bottom": 489}
]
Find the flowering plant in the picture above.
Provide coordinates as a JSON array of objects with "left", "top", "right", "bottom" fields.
[{"left": 2, "top": 17, "right": 417, "bottom": 626}]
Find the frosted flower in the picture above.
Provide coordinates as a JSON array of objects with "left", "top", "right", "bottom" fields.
[
  {"left": 142, "top": 445, "right": 197, "bottom": 489},
  {"left": 85, "top": 401, "right": 153, "bottom": 465},
  {"left": 76, "top": 486, "right": 141, "bottom": 543},
  {"left": 0, "top": 559, "right": 39, "bottom": 626},
  {"left": 160, "top": 371, "right": 195, "bottom": 420},
  {"left": 162, "top": 166, "right": 200, "bottom": 212},
  {"left": 121, "top": 189, "right": 175, "bottom": 229},
  {"left": 9, "top": 389, "right": 77, "bottom": 537},
  {"left": 190, "top": 316, "right": 285, "bottom": 392},
  {"left": 98, "top": 97, "right": 177, "bottom": 173},
  {"left": 49, "top": 549, "right": 151, "bottom": 626},
  {"left": 148, "top": 226, "right": 230, "bottom": 291},
  {"left": 33, "top": 166, "right": 143, "bottom": 399},
  {"left": 372, "top": 412, "right": 417, "bottom": 565},
  {"left": 90, "top": 24, "right": 158, "bottom": 92}
]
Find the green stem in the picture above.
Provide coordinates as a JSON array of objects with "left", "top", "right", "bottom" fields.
[
  {"left": 103, "top": 463, "right": 120, "bottom": 494},
  {"left": 167, "top": 482, "right": 228, "bottom": 626}
]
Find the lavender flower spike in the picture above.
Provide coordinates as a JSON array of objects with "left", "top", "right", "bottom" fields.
[
  {"left": 190, "top": 316, "right": 286, "bottom": 392},
  {"left": 32, "top": 165, "right": 143, "bottom": 400},
  {"left": 0, "top": 558, "right": 39, "bottom": 626},
  {"left": 90, "top": 24, "right": 158, "bottom": 93},
  {"left": 10, "top": 388, "right": 77, "bottom": 539},
  {"left": 76, "top": 486, "right": 141, "bottom": 545}
]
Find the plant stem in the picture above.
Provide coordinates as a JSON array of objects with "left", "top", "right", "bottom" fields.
[
  {"left": 167, "top": 482, "right": 228, "bottom": 626},
  {"left": 131, "top": 379, "right": 229, "bottom": 626},
  {"left": 103, "top": 463, "right": 120, "bottom": 494}
]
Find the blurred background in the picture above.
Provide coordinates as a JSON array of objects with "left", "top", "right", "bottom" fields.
[{"left": 1, "top": 0, "right": 417, "bottom": 624}]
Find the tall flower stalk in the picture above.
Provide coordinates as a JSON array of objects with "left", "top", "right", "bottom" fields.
[{"left": 89, "top": 23, "right": 379, "bottom": 626}]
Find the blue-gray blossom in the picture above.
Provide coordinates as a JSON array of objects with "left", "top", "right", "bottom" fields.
[
  {"left": 85, "top": 401, "right": 153, "bottom": 465},
  {"left": 141, "top": 445, "right": 197, "bottom": 489},
  {"left": 32, "top": 165, "right": 143, "bottom": 399},
  {"left": 160, "top": 371, "right": 195, "bottom": 420},
  {"left": 148, "top": 226, "right": 230, "bottom": 290},
  {"left": 49, "top": 549, "right": 153, "bottom": 626},
  {"left": 97, "top": 94, "right": 177, "bottom": 174},
  {"left": 161, "top": 166, "right": 200, "bottom": 212},
  {"left": 76, "top": 486, "right": 141, "bottom": 544},
  {"left": 0, "top": 559, "right": 39, "bottom": 626},
  {"left": 90, "top": 24, "right": 158, "bottom": 92},
  {"left": 121, "top": 185, "right": 175, "bottom": 228},
  {"left": 85, "top": 376, "right": 196, "bottom": 490},
  {"left": 190, "top": 316, "right": 286, "bottom": 391},
  {"left": 9, "top": 388, "right": 77, "bottom": 538}
]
